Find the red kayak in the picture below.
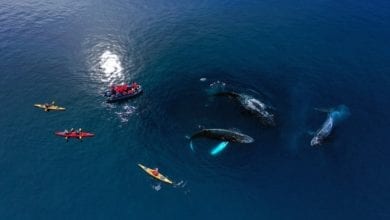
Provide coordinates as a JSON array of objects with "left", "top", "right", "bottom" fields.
[{"left": 55, "top": 131, "right": 95, "bottom": 139}]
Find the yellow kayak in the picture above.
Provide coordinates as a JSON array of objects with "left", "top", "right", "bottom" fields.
[
  {"left": 138, "top": 164, "right": 173, "bottom": 184},
  {"left": 34, "top": 104, "right": 65, "bottom": 111}
]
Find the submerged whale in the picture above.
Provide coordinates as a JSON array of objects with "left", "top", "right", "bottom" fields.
[
  {"left": 215, "top": 92, "right": 275, "bottom": 126},
  {"left": 191, "top": 128, "right": 254, "bottom": 144},
  {"left": 311, "top": 105, "right": 350, "bottom": 146}
]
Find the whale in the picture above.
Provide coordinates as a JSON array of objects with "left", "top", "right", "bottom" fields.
[
  {"left": 310, "top": 116, "right": 334, "bottom": 146},
  {"left": 190, "top": 128, "right": 254, "bottom": 143},
  {"left": 310, "top": 105, "right": 350, "bottom": 146},
  {"left": 215, "top": 91, "right": 275, "bottom": 126}
]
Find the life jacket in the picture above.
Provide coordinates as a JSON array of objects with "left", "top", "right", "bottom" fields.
[
  {"left": 151, "top": 170, "right": 159, "bottom": 176},
  {"left": 114, "top": 84, "right": 129, "bottom": 93},
  {"left": 131, "top": 82, "right": 139, "bottom": 89}
]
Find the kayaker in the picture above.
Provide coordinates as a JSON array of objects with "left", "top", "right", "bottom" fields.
[
  {"left": 44, "top": 101, "right": 55, "bottom": 111},
  {"left": 151, "top": 168, "right": 159, "bottom": 176},
  {"left": 70, "top": 128, "right": 75, "bottom": 133},
  {"left": 63, "top": 129, "right": 70, "bottom": 142},
  {"left": 44, "top": 103, "right": 50, "bottom": 111},
  {"left": 77, "top": 128, "right": 83, "bottom": 140}
]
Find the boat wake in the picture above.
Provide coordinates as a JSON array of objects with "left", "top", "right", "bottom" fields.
[
  {"left": 174, "top": 180, "right": 191, "bottom": 195},
  {"left": 189, "top": 140, "right": 233, "bottom": 156},
  {"left": 115, "top": 105, "right": 136, "bottom": 123}
]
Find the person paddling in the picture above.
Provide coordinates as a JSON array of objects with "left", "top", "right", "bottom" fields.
[
  {"left": 77, "top": 128, "right": 83, "bottom": 140},
  {"left": 43, "top": 101, "right": 55, "bottom": 112},
  {"left": 44, "top": 103, "right": 50, "bottom": 111},
  {"left": 64, "top": 129, "right": 69, "bottom": 142},
  {"left": 151, "top": 168, "right": 159, "bottom": 176}
]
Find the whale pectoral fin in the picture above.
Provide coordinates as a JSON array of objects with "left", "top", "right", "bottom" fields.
[
  {"left": 210, "top": 141, "right": 229, "bottom": 156},
  {"left": 189, "top": 141, "right": 195, "bottom": 152}
]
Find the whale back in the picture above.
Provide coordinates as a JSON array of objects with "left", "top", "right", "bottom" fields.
[
  {"left": 311, "top": 114, "right": 335, "bottom": 146},
  {"left": 214, "top": 91, "right": 240, "bottom": 99},
  {"left": 190, "top": 128, "right": 254, "bottom": 143},
  {"left": 238, "top": 94, "right": 276, "bottom": 126}
]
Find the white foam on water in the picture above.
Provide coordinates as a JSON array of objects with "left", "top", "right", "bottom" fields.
[
  {"left": 115, "top": 105, "right": 136, "bottom": 123},
  {"left": 152, "top": 183, "right": 162, "bottom": 191}
]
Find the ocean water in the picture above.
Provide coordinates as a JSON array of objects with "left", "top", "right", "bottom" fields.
[{"left": 1, "top": 0, "right": 390, "bottom": 219}]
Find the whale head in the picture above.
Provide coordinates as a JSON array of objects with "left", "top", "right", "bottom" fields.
[{"left": 240, "top": 135, "right": 255, "bottom": 143}]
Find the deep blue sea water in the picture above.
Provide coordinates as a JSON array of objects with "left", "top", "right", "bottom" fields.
[{"left": 1, "top": 0, "right": 390, "bottom": 219}]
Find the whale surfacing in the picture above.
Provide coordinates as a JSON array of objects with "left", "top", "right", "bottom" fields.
[
  {"left": 310, "top": 116, "right": 334, "bottom": 146},
  {"left": 191, "top": 128, "right": 254, "bottom": 144},
  {"left": 215, "top": 91, "right": 275, "bottom": 126},
  {"left": 311, "top": 105, "right": 350, "bottom": 146}
]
